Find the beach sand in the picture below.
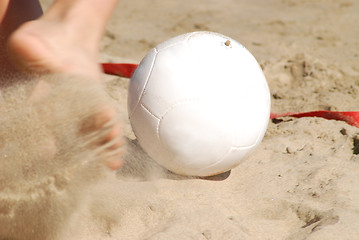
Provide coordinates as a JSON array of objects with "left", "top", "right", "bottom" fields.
[{"left": 2, "top": 0, "right": 359, "bottom": 239}]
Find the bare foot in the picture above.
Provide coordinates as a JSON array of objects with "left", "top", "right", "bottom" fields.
[
  {"left": 8, "top": 18, "right": 102, "bottom": 79},
  {"left": 29, "top": 79, "right": 124, "bottom": 170},
  {"left": 79, "top": 106, "right": 124, "bottom": 170},
  {"left": 6, "top": 0, "right": 123, "bottom": 170}
]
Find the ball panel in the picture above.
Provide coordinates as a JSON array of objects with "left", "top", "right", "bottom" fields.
[
  {"left": 197, "top": 146, "right": 252, "bottom": 176},
  {"left": 157, "top": 101, "right": 233, "bottom": 176},
  {"left": 229, "top": 74, "right": 270, "bottom": 148},
  {"left": 155, "top": 32, "right": 193, "bottom": 51},
  {"left": 128, "top": 48, "right": 158, "bottom": 118},
  {"left": 140, "top": 41, "right": 197, "bottom": 118},
  {"left": 142, "top": 31, "right": 270, "bottom": 126},
  {"left": 129, "top": 103, "right": 163, "bottom": 159},
  {"left": 142, "top": 32, "right": 239, "bottom": 118}
]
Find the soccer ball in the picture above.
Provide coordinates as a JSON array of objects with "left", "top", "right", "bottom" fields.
[{"left": 128, "top": 31, "right": 270, "bottom": 177}]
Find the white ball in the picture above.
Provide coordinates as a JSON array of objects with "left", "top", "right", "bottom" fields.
[{"left": 128, "top": 31, "right": 270, "bottom": 177}]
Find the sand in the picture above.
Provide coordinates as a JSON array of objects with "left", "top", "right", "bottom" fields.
[
  {"left": 0, "top": 74, "right": 123, "bottom": 239},
  {"left": 2, "top": 0, "right": 359, "bottom": 239}
]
